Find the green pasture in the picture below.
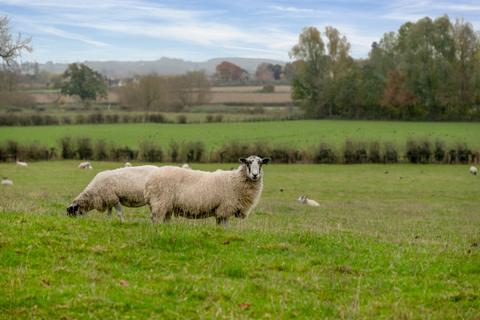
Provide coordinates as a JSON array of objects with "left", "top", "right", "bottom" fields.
[
  {"left": 1, "top": 120, "right": 479, "bottom": 150},
  {"left": 0, "top": 162, "right": 478, "bottom": 318}
]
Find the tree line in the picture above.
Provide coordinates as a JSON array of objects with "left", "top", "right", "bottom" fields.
[{"left": 290, "top": 16, "right": 480, "bottom": 120}]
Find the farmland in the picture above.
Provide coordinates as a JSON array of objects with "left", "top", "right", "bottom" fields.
[
  {"left": 0, "top": 161, "right": 478, "bottom": 318},
  {"left": 1, "top": 120, "right": 480, "bottom": 150}
]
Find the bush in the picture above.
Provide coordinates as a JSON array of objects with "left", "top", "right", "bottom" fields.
[
  {"left": 6, "top": 140, "right": 23, "bottom": 160},
  {"left": 368, "top": 141, "right": 382, "bottom": 163},
  {"left": 206, "top": 115, "right": 214, "bottom": 123},
  {"left": 110, "top": 146, "right": 137, "bottom": 161},
  {"left": 456, "top": 143, "right": 471, "bottom": 164},
  {"left": 406, "top": 139, "right": 431, "bottom": 163},
  {"left": 169, "top": 141, "right": 180, "bottom": 162},
  {"left": 76, "top": 137, "right": 93, "bottom": 160},
  {"left": 313, "top": 143, "right": 336, "bottom": 163},
  {"left": 60, "top": 137, "right": 75, "bottom": 159},
  {"left": 147, "top": 113, "right": 166, "bottom": 123},
  {"left": 261, "top": 84, "right": 275, "bottom": 93},
  {"left": 177, "top": 115, "right": 187, "bottom": 124},
  {"left": 180, "top": 141, "right": 205, "bottom": 162},
  {"left": 214, "top": 141, "right": 250, "bottom": 163},
  {"left": 94, "top": 139, "right": 109, "bottom": 161},
  {"left": 384, "top": 142, "right": 398, "bottom": 163},
  {"left": 25, "top": 142, "right": 49, "bottom": 160},
  {"left": 138, "top": 141, "right": 163, "bottom": 162},
  {"left": 214, "top": 114, "right": 223, "bottom": 122},
  {"left": 434, "top": 139, "right": 446, "bottom": 162}
]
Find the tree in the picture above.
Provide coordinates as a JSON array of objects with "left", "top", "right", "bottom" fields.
[
  {"left": 0, "top": 16, "right": 32, "bottom": 66},
  {"left": 215, "top": 61, "right": 248, "bottom": 83},
  {"left": 255, "top": 63, "right": 274, "bottom": 81},
  {"left": 61, "top": 63, "right": 107, "bottom": 102}
]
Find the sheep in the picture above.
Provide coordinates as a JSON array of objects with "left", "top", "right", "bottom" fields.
[
  {"left": 79, "top": 161, "right": 93, "bottom": 170},
  {"left": 67, "top": 165, "right": 159, "bottom": 221},
  {"left": 297, "top": 195, "right": 320, "bottom": 207},
  {"left": 16, "top": 160, "right": 28, "bottom": 167},
  {"left": 144, "top": 155, "right": 270, "bottom": 225},
  {"left": 470, "top": 166, "right": 478, "bottom": 175},
  {"left": 1, "top": 177, "right": 13, "bottom": 186},
  {"left": 181, "top": 163, "right": 191, "bottom": 169},
  {"left": 124, "top": 162, "right": 132, "bottom": 167}
]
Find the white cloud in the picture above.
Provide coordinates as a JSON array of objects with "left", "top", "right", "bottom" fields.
[{"left": 41, "top": 26, "right": 109, "bottom": 47}]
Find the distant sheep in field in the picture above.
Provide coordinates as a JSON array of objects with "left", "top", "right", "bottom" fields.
[
  {"left": 1, "top": 177, "right": 13, "bottom": 186},
  {"left": 181, "top": 163, "right": 191, "bottom": 169},
  {"left": 79, "top": 161, "right": 93, "bottom": 170},
  {"left": 67, "top": 165, "right": 159, "bottom": 221},
  {"left": 144, "top": 155, "right": 270, "bottom": 225},
  {"left": 470, "top": 166, "right": 478, "bottom": 176},
  {"left": 124, "top": 162, "right": 132, "bottom": 167},
  {"left": 16, "top": 161, "right": 28, "bottom": 167},
  {"left": 297, "top": 195, "right": 320, "bottom": 207}
]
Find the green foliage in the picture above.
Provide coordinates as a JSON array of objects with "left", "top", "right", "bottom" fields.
[
  {"left": 61, "top": 63, "right": 107, "bottom": 102},
  {"left": 0, "top": 162, "right": 478, "bottom": 318},
  {"left": 290, "top": 16, "right": 480, "bottom": 120}
]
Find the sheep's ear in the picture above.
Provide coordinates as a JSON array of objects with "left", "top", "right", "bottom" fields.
[
  {"left": 239, "top": 158, "right": 247, "bottom": 164},
  {"left": 261, "top": 157, "right": 270, "bottom": 164}
]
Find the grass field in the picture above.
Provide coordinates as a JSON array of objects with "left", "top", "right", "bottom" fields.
[
  {"left": 1, "top": 120, "right": 480, "bottom": 150},
  {"left": 0, "top": 161, "right": 479, "bottom": 318}
]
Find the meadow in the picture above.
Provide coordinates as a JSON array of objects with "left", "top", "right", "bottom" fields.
[
  {"left": 0, "top": 161, "right": 478, "bottom": 318},
  {"left": 1, "top": 120, "right": 480, "bottom": 150}
]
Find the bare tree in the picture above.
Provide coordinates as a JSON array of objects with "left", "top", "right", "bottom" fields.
[{"left": 0, "top": 16, "right": 32, "bottom": 66}]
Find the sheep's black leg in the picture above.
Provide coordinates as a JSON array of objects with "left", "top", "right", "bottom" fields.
[
  {"left": 114, "top": 204, "right": 124, "bottom": 222},
  {"left": 216, "top": 217, "right": 228, "bottom": 227}
]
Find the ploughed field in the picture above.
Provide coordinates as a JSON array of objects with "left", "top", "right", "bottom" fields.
[
  {"left": 0, "top": 161, "right": 478, "bottom": 318},
  {"left": 1, "top": 120, "right": 480, "bottom": 150}
]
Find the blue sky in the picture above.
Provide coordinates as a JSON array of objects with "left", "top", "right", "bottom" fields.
[{"left": 1, "top": 0, "right": 479, "bottom": 63}]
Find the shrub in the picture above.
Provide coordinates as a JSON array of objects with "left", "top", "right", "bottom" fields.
[
  {"left": 60, "top": 137, "right": 75, "bottom": 159},
  {"left": 384, "top": 142, "right": 398, "bottom": 163},
  {"left": 62, "top": 116, "right": 72, "bottom": 125},
  {"left": 368, "top": 141, "right": 382, "bottom": 163},
  {"left": 313, "top": 143, "right": 336, "bottom": 163},
  {"left": 6, "top": 140, "right": 23, "bottom": 160},
  {"left": 76, "top": 137, "right": 93, "bottom": 160},
  {"left": 0, "top": 144, "right": 7, "bottom": 162},
  {"left": 177, "top": 115, "right": 187, "bottom": 124},
  {"left": 214, "top": 114, "right": 223, "bottom": 122},
  {"left": 138, "top": 141, "right": 163, "bottom": 162},
  {"left": 94, "top": 139, "right": 109, "bottom": 161},
  {"left": 261, "top": 84, "right": 275, "bottom": 93},
  {"left": 147, "top": 113, "right": 166, "bottom": 123},
  {"left": 25, "top": 142, "right": 49, "bottom": 160},
  {"left": 456, "top": 143, "right": 471, "bottom": 164},
  {"left": 180, "top": 141, "right": 205, "bottom": 162},
  {"left": 110, "top": 146, "right": 137, "bottom": 161},
  {"left": 434, "top": 139, "right": 446, "bottom": 162},
  {"left": 206, "top": 115, "right": 214, "bottom": 123},
  {"left": 169, "top": 141, "right": 180, "bottom": 162},
  {"left": 75, "top": 114, "right": 86, "bottom": 124},
  {"left": 214, "top": 141, "right": 250, "bottom": 163}
]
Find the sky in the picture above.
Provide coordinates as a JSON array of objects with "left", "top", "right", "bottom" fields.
[{"left": 1, "top": 0, "right": 479, "bottom": 63}]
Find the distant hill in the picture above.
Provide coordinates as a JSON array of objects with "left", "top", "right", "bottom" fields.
[{"left": 37, "top": 57, "right": 285, "bottom": 78}]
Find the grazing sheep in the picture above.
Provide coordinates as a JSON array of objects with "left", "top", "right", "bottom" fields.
[
  {"left": 144, "top": 155, "right": 270, "bottom": 225},
  {"left": 16, "top": 160, "right": 28, "bottom": 167},
  {"left": 67, "top": 165, "right": 159, "bottom": 221},
  {"left": 470, "top": 166, "right": 478, "bottom": 175},
  {"left": 124, "top": 162, "right": 132, "bottom": 167},
  {"left": 297, "top": 195, "right": 320, "bottom": 207},
  {"left": 79, "top": 161, "right": 93, "bottom": 170},
  {"left": 1, "top": 177, "right": 13, "bottom": 186},
  {"left": 181, "top": 163, "right": 191, "bottom": 169}
]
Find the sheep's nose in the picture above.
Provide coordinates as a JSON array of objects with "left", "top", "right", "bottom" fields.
[{"left": 252, "top": 174, "right": 258, "bottom": 179}]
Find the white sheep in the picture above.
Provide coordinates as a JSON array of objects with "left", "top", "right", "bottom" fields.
[
  {"left": 470, "top": 166, "right": 478, "bottom": 175},
  {"left": 297, "top": 195, "right": 320, "bottom": 207},
  {"left": 16, "top": 160, "right": 28, "bottom": 167},
  {"left": 144, "top": 155, "right": 270, "bottom": 225},
  {"left": 181, "top": 163, "right": 191, "bottom": 169},
  {"left": 1, "top": 177, "right": 13, "bottom": 186},
  {"left": 67, "top": 165, "right": 159, "bottom": 221},
  {"left": 124, "top": 162, "right": 132, "bottom": 167},
  {"left": 79, "top": 161, "right": 93, "bottom": 170}
]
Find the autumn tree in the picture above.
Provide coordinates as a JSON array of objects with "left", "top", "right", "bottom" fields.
[
  {"left": 215, "top": 61, "right": 248, "bottom": 83},
  {"left": 61, "top": 63, "right": 108, "bottom": 103},
  {"left": 255, "top": 63, "right": 275, "bottom": 81}
]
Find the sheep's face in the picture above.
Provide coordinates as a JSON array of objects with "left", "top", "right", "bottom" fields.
[
  {"left": 66, "top": 203, "right": 85, "bottom": 216},
  {"left": 239, "top": 155, "right": 270, "bottom": 182},
  {"left": 297, "top": 195, "right": 307, "bottom": 204}
]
